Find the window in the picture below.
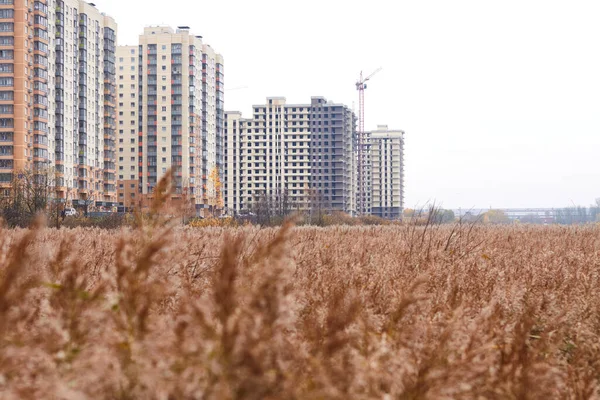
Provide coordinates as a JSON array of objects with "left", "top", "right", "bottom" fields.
[
  {"left": 0, "top": 50, "right": 13, "bottom": 60},
  {"left": 0, "top": 9, "right": 13, "bottom": 18},
  {"left": 0, "top": 77, "right": 12, "bottom": 86},
  {"left": 0, "top": 37, "right": 13, "bottom": 46},
  {"left": 0, "top": 23, "right": 13, "bottom": 32},
  {"left": 0, "top": 63, "right": 12, "bottom": 72}
]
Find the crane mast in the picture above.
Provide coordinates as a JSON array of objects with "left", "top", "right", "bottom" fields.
[{"left": 355, "top": 67, "right": 381, "bottom": 215}]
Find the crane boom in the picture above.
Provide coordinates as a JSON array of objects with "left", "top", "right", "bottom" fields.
[{"left": 364, "top": 67, "right": 382, "bottom": 83}]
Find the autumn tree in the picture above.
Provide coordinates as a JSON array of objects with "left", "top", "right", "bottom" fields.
[
  {"left": 207, "top": 166, "right": 224, "bottom": 216},
  {"left": 482, "top": 209, "right": 510, "bottom": 225}
]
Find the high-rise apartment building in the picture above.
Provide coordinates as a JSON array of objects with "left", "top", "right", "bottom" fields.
[
  {"left": 116, "top": 26, "right": 224, "bottom": 214},
  {"left": 309, "top": 97, "right": 356, "bottom": 214},
  {"left": 115, "top": 45, "right": 138, "bottom": 208},
  {"left": 0, "top": 0, "right": 117, "bottom": 205},
  {"left": 0, "top": 0, "right": 51, "bottom": 192},
  {"left": 224, "top": 96, "right": 356, "bottom": 215},
  {"left": 367, "top": 125, "right": 404, "bottom": 219}
]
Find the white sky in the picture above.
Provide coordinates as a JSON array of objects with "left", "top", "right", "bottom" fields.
[{"left": 97, "top": 0, "right": 600, "bottom": 209}]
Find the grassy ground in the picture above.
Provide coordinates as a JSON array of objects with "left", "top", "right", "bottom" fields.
[{"left": 1, "top": 217, "right": 600, "bottom": 399}]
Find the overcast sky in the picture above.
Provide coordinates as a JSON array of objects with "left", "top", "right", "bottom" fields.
[{"left": 97, "top": 0, "right": 600, "bottom": 209}]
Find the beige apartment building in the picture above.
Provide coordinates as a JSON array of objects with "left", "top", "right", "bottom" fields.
[
  {"left": 368, "top": 125, "right": 404, "bottom": 219},
  {"left": 115, "top": 45, "right": 138, "bottom": 208},
  {"left": 224, "top": 97, "right": 356, "bottom": 215},
  {"left": 0, "top": 0, "right": 117, "bottom": 206},
  {"left": 117, "top": 26, "right": 224, "bottom": 214}
]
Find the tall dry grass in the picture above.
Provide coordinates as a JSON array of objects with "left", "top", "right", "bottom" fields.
[{"left": 1, "top": 207, "right": 600, "bottom": 398}]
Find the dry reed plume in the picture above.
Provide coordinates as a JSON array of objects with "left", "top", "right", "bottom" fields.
[{"left": 1, "top": 207, "right": 600, "bottom": 398}]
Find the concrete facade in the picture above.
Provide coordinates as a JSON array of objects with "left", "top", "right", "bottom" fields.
[{"left": 224, "top": 97, "right": 356, "bottom": 215}]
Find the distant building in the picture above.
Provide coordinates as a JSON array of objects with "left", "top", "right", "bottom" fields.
[
  {"left": 224, "top": 97, "right": 356, "bottom": 215},
  {"left": 116, "top": 26, "right": 224, "bottom": 214},
  {"left": 367, "top": 125, "right": 405, "bottom": 219}
]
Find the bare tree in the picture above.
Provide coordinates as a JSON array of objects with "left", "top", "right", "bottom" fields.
[{"left": 0, "top": 167, "right": 55, "bottom": 227}]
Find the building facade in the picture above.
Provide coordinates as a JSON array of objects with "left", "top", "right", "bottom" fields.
[
  {"left": 55, "top": 1, "right": 116, "bottom": 204},
  {"left": 115, "top": 45, "right": 138, "bottom": 209},
  {"left": 368, "top": 125, "right": 404, "bottom": 219},
  {"left": 224, "top": 96, "right": 356, "bottom": 215},
  {"left": 116, "top": 26, "right": 224, "bottom": 213},
  {"left": 0, "top": 0, "right": 117, "bottom": 206},
  {"left": 0, "top": 0, "right": 51, "bottom": 192}
]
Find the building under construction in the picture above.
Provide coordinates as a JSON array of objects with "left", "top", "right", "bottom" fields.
[
  {"left": 224, "top": 96, "right": 356, "bottom": 216},
  {"left": 355, "top": 70, "right": 405, "bottom": 219}
]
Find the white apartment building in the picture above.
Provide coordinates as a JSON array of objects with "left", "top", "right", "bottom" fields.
[
  {"left": 54, "top": 1, "right": 117, "bottom": 203},
  {"left": 53, "top": 0, "right": 117, "bottom": 203},
  {"left": 224, "top": 97, "right": 356, "bottom": 215},
  {"left": 117, "top": 26, "right": 223, "bottom": 213},
  {"left": 368, "top": 125, "right": 404, "bottom": 219}
]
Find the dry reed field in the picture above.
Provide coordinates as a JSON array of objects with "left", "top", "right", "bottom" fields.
[{"left": 2, "top": 214, "right": 600, "bottom": 399}]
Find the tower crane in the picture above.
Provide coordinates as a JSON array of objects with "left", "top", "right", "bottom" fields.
[{"left": 355, "top": 67, "right": 382, "bottom": 215}]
